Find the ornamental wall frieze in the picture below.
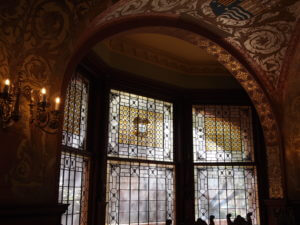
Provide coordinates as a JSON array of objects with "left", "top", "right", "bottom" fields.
[
  {"left": 97, "top": 0, "right": 300, "bottom": 93},
  {"left": 104, "top": 36, "right": 228, "bottom": 75}
]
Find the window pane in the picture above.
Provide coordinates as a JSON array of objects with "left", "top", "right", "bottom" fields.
[
  {"left": 59, "top": 152, "right": 90, "bottom": 225},
  {"left": 108, "top": 90, "right": 173, "bottom": 162},
  {"left": 194, "top": 166, "right": 259, "bottom": 225},
  {"left": 62, "top": 72, "right": 89, "bottom": 150},
  {"left": 106, "top": 160, "right": 175, "bottom": 225},
  {"left": 193, "top": 105, "right": 253, "bottom": 162}
]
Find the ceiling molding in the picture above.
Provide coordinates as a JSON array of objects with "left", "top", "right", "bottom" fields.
[{"left": 103, "top": 36, "right": 230, "bottom": 76}]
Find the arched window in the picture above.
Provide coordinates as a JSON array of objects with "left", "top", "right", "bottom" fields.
[
  {"left": 58, "top": 67, "right": 262, "bottom": 225},
  {"left": 59, "top": 71, "right": 90, "bottom": 225}
]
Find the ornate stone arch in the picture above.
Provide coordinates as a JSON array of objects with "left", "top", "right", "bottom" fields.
[{"left": 63, "top": 3, "right": 284, "bottom": 199}]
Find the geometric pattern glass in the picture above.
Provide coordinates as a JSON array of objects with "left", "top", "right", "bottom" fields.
[
  {"left": 62, "top": 72, "right": 89, "bottom": 150},
  {"left": 107, "top": 90, "right": 175, "bottom": 225},
  {"left": 193, "top": 105, "right": 253, "bottom": 162},
  {"left": 106, "top": 160, "right": 175, "bottom": 225},
  {"left": 193, "top": 105, "right": 259, "bottom": 225},
  {"left": 194, "top": 166, "right": 259, "bottom": 225},
  {"left": 59, "top": 71, "right": 90, "bottom": 225},
  {"left": 108, "top": 90, "right": 173, "bottom": 162},
  {"left": 59, "top": 153, "right": 90, "bottom": 225}
]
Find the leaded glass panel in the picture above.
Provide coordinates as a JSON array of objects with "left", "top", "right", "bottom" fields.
[
  {"left": 108, "top": 90, "right": 173, "bottom": 161},
  {"left": 194, "top": 166, "right": 259, "bottom": 225},
  {"left": 106, "top": 160, "right": 175, "bottom": 225},
  {"left": 59, "top": 152, "right": 90, "bottom": 225},
  {"left": 193, "top": 105, "right": 253, "bottom": 162},
  {"left": 62, "top": 73, "right": 89, "bottom": 150}
]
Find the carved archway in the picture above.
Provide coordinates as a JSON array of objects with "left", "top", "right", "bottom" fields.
[{"left": 63, "top": 7, "right": 284, "bottom": 199}]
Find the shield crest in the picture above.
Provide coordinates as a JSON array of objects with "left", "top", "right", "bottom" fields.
[{"left": 209, "top": 0, "right": 277, "bottom": 21}]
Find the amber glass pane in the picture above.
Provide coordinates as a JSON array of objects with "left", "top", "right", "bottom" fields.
[
  {"left": 108, "top": 90, "right": 173, "bottom": 162},
  {"left": 62, "top": 72, "right": 89, "bottom": 150},
  {"left": 193, "top": 105, "right": 253, "bottom": 162}
]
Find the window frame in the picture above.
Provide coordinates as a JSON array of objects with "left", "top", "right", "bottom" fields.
[
  {"left": 60, "top": 60, "right": 268, "bottom": 225},
  {"left": 59, "top": 67, "right": 94, "bottom": 225}
]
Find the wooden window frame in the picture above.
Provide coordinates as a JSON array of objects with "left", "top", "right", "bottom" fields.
[{"left": 65, "top": 60, "right": 268, "bottom": 225}]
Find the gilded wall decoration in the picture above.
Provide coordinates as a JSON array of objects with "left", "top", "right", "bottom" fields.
[
  {"left": 1, "top": 0, "right": 296, "bottom": 204},
  {"left": 0, "top": 0, "right": 109, "bottom": 204},
  {"left": 98, "top": 0, "right": 300, "bottom": 93}
]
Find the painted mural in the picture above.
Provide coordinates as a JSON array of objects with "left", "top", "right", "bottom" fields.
[{"left": 0, "top": 0, "right": 300, "bottom": 205}]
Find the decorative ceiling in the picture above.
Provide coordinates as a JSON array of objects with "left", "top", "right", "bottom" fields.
[
  {"left": 92, "top": 33, "right": 244, "bottom": 89},
  {"left": 97, "top": 0, "right": 300, "bottom": 94},
  {"left": 93, "top": 33, "right": 230, "bottom": 76}
]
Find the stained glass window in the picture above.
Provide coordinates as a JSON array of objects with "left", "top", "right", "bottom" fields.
[
  {"left": 62, "top": 72, "right": 89, "bottom": 150},
  {"left": 194, "top": 166, "right": 259, "bottom": 225},
  {"left": 106, "top": 161, "right": 175, "bottom": 225},
  {"left": 106, "top": 90, "right": 175, "bottom": 225},
  {"left": 193, "top": 105, "right": 253, "bottom": 162},
  {"left": 59, "top": 152, "right": 90, "bottom": 225},
  {"left": 59, "top": 71, "right": 90, "bottom": 225},
  {"left": 108, "top": 90, "right": 173, "bottom": 162},
  {"left": 193, "top": 105, "right": 259, "bottom": 225}
]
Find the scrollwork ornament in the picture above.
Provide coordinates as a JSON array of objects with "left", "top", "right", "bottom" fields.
[
  {"left": 22, "top": 54, "right": 51, "bottom": 86},
  {"left": 243, "top": 27, "right": 285, "bottom": 55},
  {"left": 151, "top": 0, "right": 189, "bottom": 12},
  {"left": 119, "top": 0, "right": 148, "bottom": 16},
  {"left": 31, "top": 1, "right": 70, "bottom": 50}
]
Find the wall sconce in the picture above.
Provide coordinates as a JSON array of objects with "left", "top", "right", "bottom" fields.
[
  {"left": 29, "top": 87, "right": 62, "bottom": 134},
  {"left": 0, "top": 78, "right": 21, "bottom": 128}
]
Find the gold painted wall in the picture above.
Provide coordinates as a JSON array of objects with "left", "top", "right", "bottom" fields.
[
  {"left": 0, "top": 0, "right": 110, "bottom": 205},
  {"left": 0, "top": 0, "right": 300, "bottom": 207}
]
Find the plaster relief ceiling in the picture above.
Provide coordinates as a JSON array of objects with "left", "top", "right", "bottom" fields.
[{"left": 93, "top": 33, "right": 230, "bottom": 76}]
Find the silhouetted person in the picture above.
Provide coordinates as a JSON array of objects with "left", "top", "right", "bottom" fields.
[
  {"left": 227, "top": 214, "right": 234, "bottom": 225},
  {"left": 246, "top": 213, "right": 253, "bottom": 225},
  {"left": 166, "top": 219, "right": 172, "bottom": 225},
  {"left": 209, "top": 215, "right": 215, "bottom": 225},
  {"left": 195, "top": 218, "right": 208, "bottom": 225}
]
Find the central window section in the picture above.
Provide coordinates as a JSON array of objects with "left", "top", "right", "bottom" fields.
[{"left": 106, "top": 90, "right": 175, "bottom": 225}]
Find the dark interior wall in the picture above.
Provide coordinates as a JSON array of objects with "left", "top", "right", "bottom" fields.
[
  {"left": 0, "top": 0, "right": 110, "bottom": 206},
  {"left": 282, "top": 39, "right": 300, "bottom": 201},
  {"left": 0, "top": 0, "right": 299, "bottom": 224}
]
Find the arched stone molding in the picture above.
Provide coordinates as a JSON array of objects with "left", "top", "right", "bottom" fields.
[{"left": 63, "top": 14, "right": 284, "bottom": 199}]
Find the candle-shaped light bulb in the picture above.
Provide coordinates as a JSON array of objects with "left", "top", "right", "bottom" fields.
[
  {"left": 3, "top": 79, "right": 10, "bottom": 94},
  {"left": 41, "top": 87, "right": 46, "bottom": 103},
  {"left": 41, "top": 87, "right": 46, "bottom": 95},
  {"left": 54, "top": 97, "right": 60, "bottom": 111},
  {"left": 5, "top": 79, "right": 10, "bottom": 86}
]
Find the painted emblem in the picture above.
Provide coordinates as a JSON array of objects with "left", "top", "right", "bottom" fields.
[
  {"left": 133, "top": 116, "right": 149, "bottom": 138},
  {"left": 209, "top": 0, "right": 278, "bottom": 21}
]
